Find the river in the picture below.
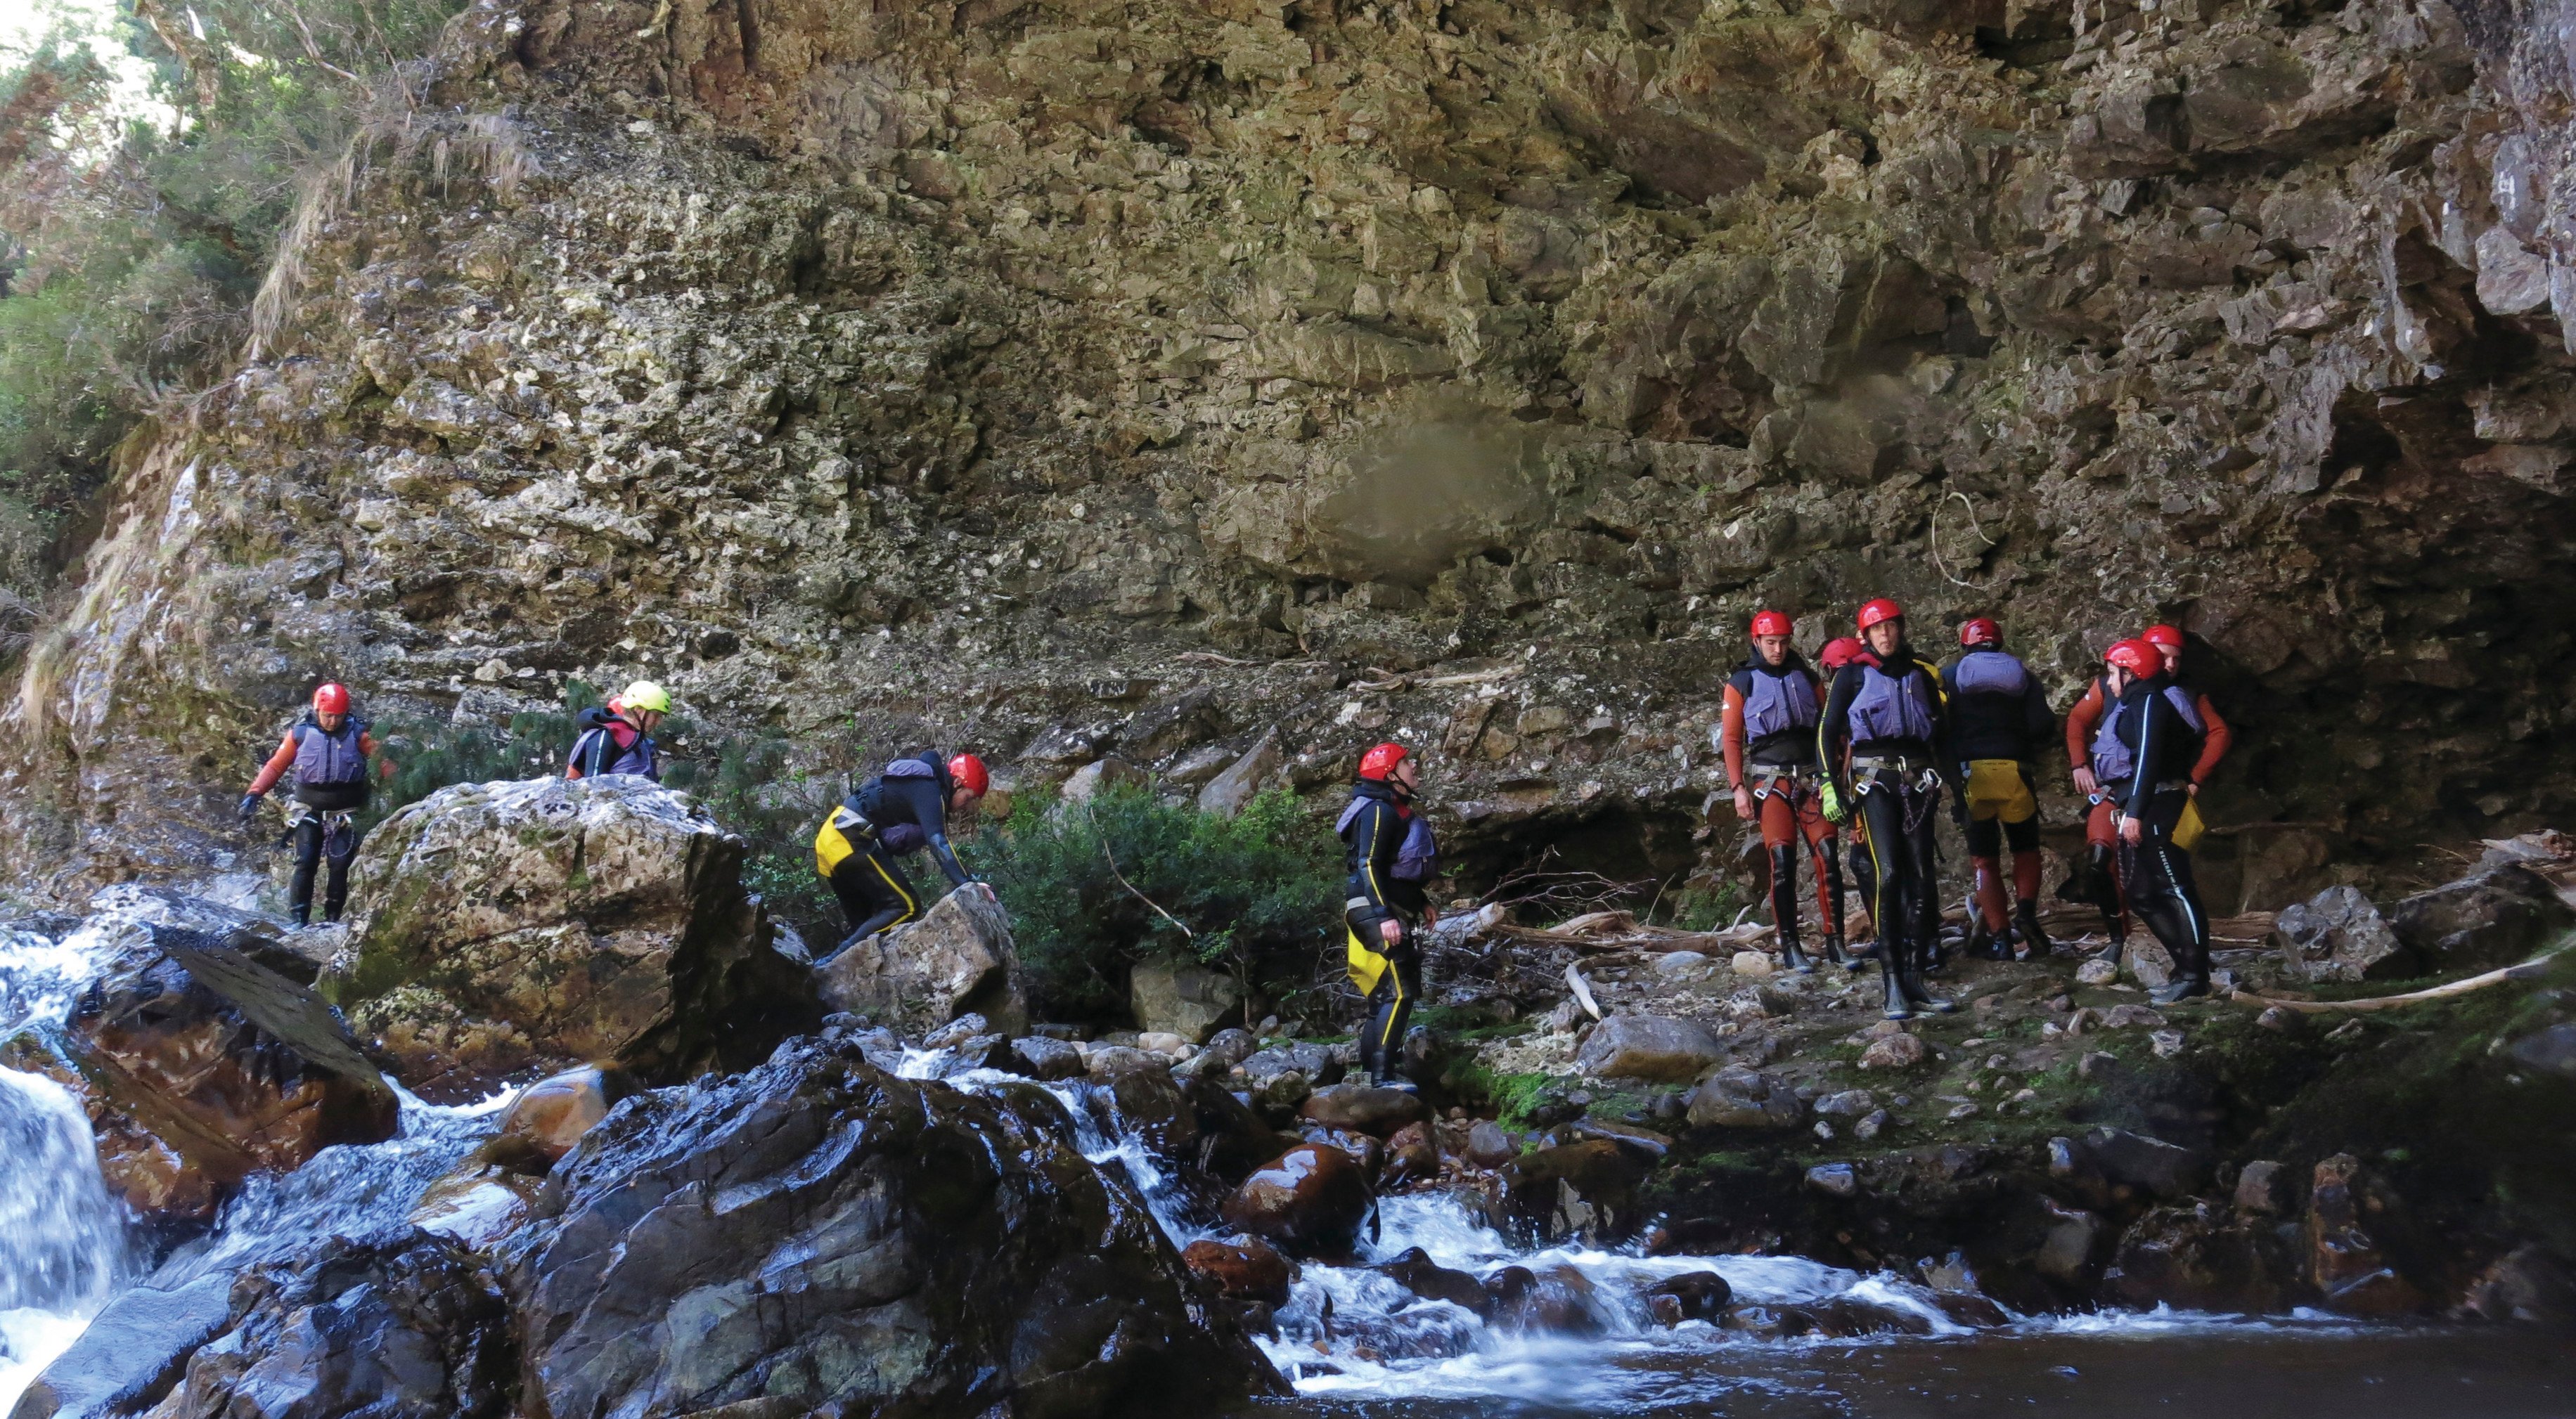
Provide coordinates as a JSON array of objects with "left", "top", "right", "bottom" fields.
[{"left": 4, "top": 921, "right": 2572, "bottom": 1418}]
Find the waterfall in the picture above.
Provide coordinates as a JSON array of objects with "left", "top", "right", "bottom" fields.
[{"left": 0, "top": 1069, "right": 129, "bottom": 1411}]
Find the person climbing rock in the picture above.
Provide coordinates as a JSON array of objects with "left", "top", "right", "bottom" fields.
[
  {"left": 813, "top": 751, "right": 991, "bottom": 964},
  {"left": 1943, "top": 617, "right": 2057, "bottom": 961},
  {"left": 2062, "top": 623, "right": 2229, "bottom": 961},
  {"left": 1720, "top": 610, "right": 1851, "bottom": 973},
  {"left": 1341, "top": 741, "right": 1438, "bottom": 1091},
  {"left": 1819, "top": 634, "right": 1878, "bottom": 952},
  {"left": 1821, "top": 598, "right": 1960, "bottom": 1020},
  {"left": 2093, "top": 638, "right": 2215, "bottom": 1004},
  {"left": 237, "top": 683, "right": 394, "bottom": 927},
  {"left": 565, "top": 681, "right": 670, "bottom": 781}
]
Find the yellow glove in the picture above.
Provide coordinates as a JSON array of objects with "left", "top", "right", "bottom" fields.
[{"left": 1820, "top": 779, "right": 1848, "bottom": 824}]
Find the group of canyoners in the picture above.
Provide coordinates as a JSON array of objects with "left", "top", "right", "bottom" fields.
[{"left": 235, "top": 595, "right": 2220, "bottom": 1091}]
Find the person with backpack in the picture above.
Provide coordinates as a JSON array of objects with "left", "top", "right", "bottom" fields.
[
  {"left": 2092, "top": 638, "right": 2215, "bottom": 1004},
  {"left": 1943, "top": 617, "right": 2058, "bottom": 961},
  {"left": 1820, "top": 597, "right": 1960, "bottom": 1020},
  {"left": 565, "top": 681, "right": 671, "bottom": 781},
  {"left": 1341, "top": 741, "right": 1438, "bottom": 1090},
  {"left": 813, "top": 751, "right": 991, "bottom": 963},
  {"left": 1720, "top": 610, "right": 1851, "bottom": 972},
  {"left": 236, "top": 682, "right": 394, "bottom": 926}
]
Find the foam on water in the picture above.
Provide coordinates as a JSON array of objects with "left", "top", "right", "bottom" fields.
[{"left": 0, "top": 1070, "right": 130, "bottom": 1413}]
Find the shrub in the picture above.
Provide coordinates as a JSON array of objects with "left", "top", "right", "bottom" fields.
[{"left": 977, "top": 784, "right": 1341, "bottom": 1024}]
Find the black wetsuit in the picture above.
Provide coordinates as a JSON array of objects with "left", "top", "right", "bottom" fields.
[
  {"left": 2108, "top": 672, "right": 2211, "bottom": 985},
  {"left": 1822, "top": 645, "right": 1959, "bottom": 1013},
  {"left": 816, "top": 752, "right": 976, "bottom": 952},
  {"left": 1341, "top": 777, "right": 1429, "bottom": 1083}
]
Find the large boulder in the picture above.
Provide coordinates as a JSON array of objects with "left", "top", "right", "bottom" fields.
[
  {"left": 328, "top": 777, "right": 820, "bottom": 1100},
  {"left": 2388, "top": 864, "right": 2576, "bottom": 972},
  {"left": 814, "top": 884, "right": 1029, "bottom": 1037},
  {"left": 2272, "top": 885, "right": 2410, "bottom": 983},
  {"left": 1218, "top": 1143, "right": 1372, "bottom": 1254},
  {"left": 1685, "top": 1067, "right": 1803, "bottom": 1130},
  {"left": 11, "top": 924, "right": 397, "bottom": 1222},
  {"left": 1492, "top": 1139, "right": 1648, "bottom": 1245},
  {"left": 1575, "top": 1013, "right": 1727, "bottom": 1082},
  {"left": 496, "top": 1038, "right": 1282, "bottom": 1418},
  {"left": 1298, "top": 1082, "right": 1432, "bottom": 1138},
  {"left": 1128, "top": 958, "right": 1244, "bottom": 1043}
]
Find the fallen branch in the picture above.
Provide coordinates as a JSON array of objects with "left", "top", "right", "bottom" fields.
[
  {"left": 1564, "top": 963, "right": 1602, "bottom": 1020},
  {"left": 2231, "top": 953, "right": 2563, "bottom": 1013}
]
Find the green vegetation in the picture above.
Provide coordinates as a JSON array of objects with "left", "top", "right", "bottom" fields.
[
  {"left": 976, "top": 782, "right": 1341, "bottom": 1023},
  {"left": 0, "top": 0, "right": 462, "bottom": 597}
]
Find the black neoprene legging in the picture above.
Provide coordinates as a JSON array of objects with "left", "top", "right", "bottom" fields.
[
  {"left": 290, "top": 815, "right": 362, "bottom": 923},
  {"left": 1857, "top": 780, "right": 1940, "bottom": 969},
  {"left": 2122, "top": 789, "right": 2210, "bottom": 978},
  {"left": 1359, "top": 938, "right": 1421, "bottom": 1081},
  {"left": 828, "top": 845, "right": 923, "bottom": 947}
]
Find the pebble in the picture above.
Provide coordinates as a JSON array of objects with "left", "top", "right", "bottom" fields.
[
  {"left": 1946, "top": 1101, "right": 1981, "bottom": 1121},
  {"left": 1853, "top": 1109, "right": 1888, "bottom": 1140},
  {"left": 2075, "top": 959, "right": 2119, "bottom": 986},
  {"left": 1655, "top": 951, "right": 1709, "bottom": 976},
  {"left": 1732, "top": 951, "right": 1775, "bottom": 978},
  {"left": 1806, "top": 1162, "right": 1860, "bottom": 1197},
  {"left": 2149, "top": 1028, "right": 2186, "bottom": 1058}
]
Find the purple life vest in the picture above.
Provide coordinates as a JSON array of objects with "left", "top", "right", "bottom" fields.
[
  {"left": 2091, "top": 683, "right": 2204, "bottom": 784},
  {"left": 1846, "top": 661, "right": 1936, "bottom": 745},
  {"left": 1741, "top": 665, "right": 1820, "bottom": 742}
]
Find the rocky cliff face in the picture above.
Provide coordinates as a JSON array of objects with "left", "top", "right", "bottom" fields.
[{"left": 8, "top": 0, "right": 2576, "bottom": 900}]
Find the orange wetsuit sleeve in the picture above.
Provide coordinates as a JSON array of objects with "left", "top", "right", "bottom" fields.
[
  {"left": 2065, "top": 680, "right": 2103, "bottom": 768},
  {"left": 246, "top": 732, "right": 299, "bottom": 795},
  {"left": 2192, "top": 693, "right": 2230, "bottom": 784},
  {"left": 1720, "top": 684, "right": 1748, "bottom": 788}
]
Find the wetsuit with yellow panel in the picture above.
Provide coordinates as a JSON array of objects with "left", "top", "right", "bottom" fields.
[
  {"left": 816, "top": 752, "right": 977, "bottom": 960},
  {"left": 1339, "top": 773, "right": 1436, "bottom": 1088}
]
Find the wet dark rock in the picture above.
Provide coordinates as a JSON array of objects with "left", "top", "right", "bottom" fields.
[
  {"left": 2460, "top": 1245, "right": 2576, "bottom": 1323},
  {"left": 1372, "top": 1247, "right": 1490, "bottom": 1315},
  {"left": 2273, "top": 885, "right": 2411, "bottom": 983},
  {"left": 1565, "top": 1117, "right": 1673, "bottom": 1159},
  {"left": 10, "top": 1273, "right": 236, "bottom": 1419},
  {"left": 1379, "top": 1120, "right": 1441, "bottom": 1188},
  {"left": 2234, "top": 1159, "right": 2291, "bottom": 1215},
  {"left": 1201, "top": 1028, "right": 1261, "bottom": 1069},
  {"left": 2309, "top": 1153, "right": 2428, "bottom": 1317},
  {"left": 1182, "top": 1237, "right": 1293, "bottom": 1307},
  {"left": 1239, "top": 1042, "right": 1342, "bottom": 1092},
  {"left": 2076, "top": 1127, "right": 2213, "bottom": 1200},
  {"left": 1493, "top": 1139, "right": 1648, "bottom": 1245},
  {"left": 1464, "top": 1120, "right": 1517, "bottom": 1168},
  {"left": 1931, "top": 1292, "right": 2011, "bottom": 1328},
  {"left": 2106, "top": 1204, "right": 2293, "bottom": 1313},
  {"left": 1685, "top": 1066, "right": 1803, "bottom": 1130},
  {"left": 1218, "top": 1143, "right": 1372, "bottom": 1254},
  {"left": 23, "top": 1229, "right": 517, "bottom": 1419},
  {"left": 1640, "top": 1271, "right": 1732, "bottom": 1323},
  {"left": 2032, "top": 1200, "right": 2107, "bottom": 1286},
  {"left": 487, "top": 1065, "right": 626, "bottom": 1167},
  {"left": 1573, "top": 1013, "right": 1727, "bottom": 1082},
  {"left": 1299, "top": 1082, "right": 1432, "bottom": 1137},
  {"left": 1303, "top": 1127, "right": 1385, "bottom": 1179},
  {"left": 1180, "top": 1075, "right": 1294, "bottom": 1183},
  {"left": 2388, "top": 864, "right": 2576, "bottom": 972},
  {"left": 1010, "top": 1034, "right": 1087, "bottom": 1080},
  {"left": 498, "top": 1039, "right": 1282, "bottom": 1417},
  {"left": 2509, "top": 1023, "right": 2576, "bottom": 1077},
  {"left": 330, "top": 778, "right": 820, "bottom": 1100},
  {"left": 1095, "top": 1065, "right": 1199, "bottom": 1161},
  {"left": 1483, "top": 1264, "right": 1614, "bottom": 1335},
  {"left": 1084, "top": 1044, "right": 1171, "bottom": 1077},
  {"left": 37, "top": 926, "right": 397, "bottom": 1222}
]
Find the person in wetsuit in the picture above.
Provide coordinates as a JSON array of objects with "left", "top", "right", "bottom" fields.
[
  {"left": 1341, "top": 741, "right": 1438, "bottom": 1091},
  {"left": 813, "top": 751, "right": 991, "bottom": 964},
  {"left": 2092, "top": 638, "right": 2215, "bottom": 1004},
  {"left": 1720, "top": 609, "right": 1851, "bottom": 973},
  {"left": 238, "top": 682, "right": 394, "bottom": 927},
  {"left": 1818, "top": 634, "right": 1877, "bottom": 954},
  {"left": 1943, "top": 617, "right": 2058, "bottom": 961},
  {"left": 565, "top": 680, "right": 670, "bottom": 781},
  {"left": 1822, "top": 597, "right": 1961, "bottom": 1020},
  {"left": 2062, "top": 623, "right": 2229, "bottom": 963}
]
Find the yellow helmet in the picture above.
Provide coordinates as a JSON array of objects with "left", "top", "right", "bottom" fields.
[{"left": 621, "top": 680, "right": 672, "bottom": 714}]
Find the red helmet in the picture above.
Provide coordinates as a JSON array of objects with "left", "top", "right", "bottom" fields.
[
  {"left": 2141, "top": 623, "right": 2185, "bottom": 651},
  {"left": 1958, "top": 617, "right": 2000, "bottom": 647},
  {"left": 2105, "top": 639, "right": 2161, "bottom": 676},
  {"left": 313, "top": 683, "right": 351, "bottom": 715},
  {"left": 946, "top": 753, "right": 990, "bottom": 798},
  {"left": 1855, "top": 597, "right": 1904, "bottom": 632},
  {"left": 1357, "top": 741, "right": 1410, "bottom": 781},
  {"left": 1820, "top": 637, "right": 1867, "bottom": 670},
  {"left": 1749, "top": 609, "right": 1793, "bottom": 638}
]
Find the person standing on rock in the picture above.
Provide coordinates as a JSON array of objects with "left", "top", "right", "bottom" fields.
[
  {"left": 1943, "top": 617, "right": 2056, "bottom": 961},
  {"left": 1720, "top": 610, "right": 1851, "bottom": 973},
  {"left": 2092, "top": 638, "right": 2215, "bottom": 1003},
  {"left": 1820, "top": 598, "right": 1958, "bottom": 1019},
  {"left": 1340, "top": 741, "right": 1436, "bottom": 1091},
  {"left": 2063, "top": 624, "right": 2228, "bottom": 962},
  {"left": 236, "top": 682, "right": 394, "bottom": 928},
  {"left": 813, "top": 751, "right": 991, "bottom": 964},
  {"left": 565, "top": 680, "right": 671, "bottom": 781}
]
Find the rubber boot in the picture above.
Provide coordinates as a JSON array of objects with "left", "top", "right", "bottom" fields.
[
  {"left": 2013, "top": 901, "right": 2051, "bottom": 961},
  {"left": 1970, "top": 856, "right": 2011, "bottom": 959},
  {"left": 290, "top": 902, "right": 310, "bottom": 929},
  {"left": 2149, "top": 974, "right": 2210, "bottom": 1005},
  {"left": 2085, "top": 845, "right": 2125, "bottom": 965},
  {"left": 1819, "top": 845, "right": 1857, "bottom": 970},
  {"left": 1901, "top": 957, "right": 1957, "bottom": 1013},
  {"left": 1880, "top": 957, "right": 1913, "bottom": 1020},
  {"left": 1964, "top": 912, "right": 2003, "bottom": 962},
  {"left": 1772, "top": 845, "right": 1813, "bottom": 973}
]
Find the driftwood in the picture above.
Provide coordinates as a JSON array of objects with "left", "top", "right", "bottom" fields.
[
  {"left": 1564, "top": 963, "right": 1603, "bottom": 1020},
  {"left": 2232, "top": 952, "right": 2563, "bottom": 1013}
]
